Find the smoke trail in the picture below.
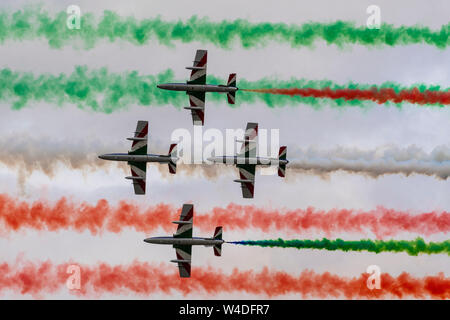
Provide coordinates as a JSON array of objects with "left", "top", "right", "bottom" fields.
[
  {"left": 288, "top": 145, "right": 450, "bottom": 180},
  {"left": 230, "top": 238, "right": 450, "bottom": 256},
  {"left": 1, "top": 67, "right": 448, "bottom": 110},
  {"left": 0, "top": 133, "right": 223, "bottom": 187},
  {"left": 0, "top": 7, "right": 449, "bottom": 49},
  {"left": 0, "top": 194, "right": 175, "bottom": 235},
  {"left": 0, "top": 67, "right": 182, "bottom": 111},
  {"left": 0, "top": 134, "right": 128, "bottom": 188},
  {"left": 0, "top": 260, "right": 448, "bottom": 299},
  {"left": 239, "top": 77, "right": 449, "bottom": 108},
  {"left": 243, "top": 87, "right": 450, "bottom": 105},
  {"left": 0, "top": 131, "right": 448, "bottom": 182},
  {"left": 1, "top": 194, "right": 449, "bottom": 238}
]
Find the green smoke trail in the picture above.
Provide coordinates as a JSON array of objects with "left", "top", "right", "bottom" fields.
[
  {"left": 1, "top": 67, "right": 448, "bottom": 111},
  {"left": 0, "top": 6, "right": 449, "bottom": 49},
  {"left": 230, "top": 238, "right": 450, "bottom": 256}
]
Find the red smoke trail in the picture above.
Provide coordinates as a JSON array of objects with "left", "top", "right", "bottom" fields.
[
  {"left": 1, "top": 194, "right": 449, "bottom": 238},
  {"left": 243, "top": 88, "right": 450, "bottom": 105},
  {"left": 0, "top": 260, "right": 448, "bottom": 299},
  {"left": 0, "top": 194, "right": 176, "bottom": 235}
]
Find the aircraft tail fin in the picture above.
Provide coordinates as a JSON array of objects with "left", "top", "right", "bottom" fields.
[
  {"left": 213, "top": 244, "right": 222, "bottom": 256},
  {"left": 213, "top": 227, "right": 222, "bottom": 257},
  {"left": 213, "top": 226, "right": 223, "bottom": 256},
  {"left": 226, "top": 73, "right": 237, "bottom": 104},
  {"left": 213, "top": 226, "right": 223, "bottom": 240},
  {"left": 168, "top": 143, "right": 178, "bottom": 174},
  {"left": 227, "top": 92, "right": 236, "bottom": 104},
  {"left": 227, "top": 73, "right": 236, "bottom": 87},
  {"left": 278, "top": 146, "right": 287, "bottom": 178}
]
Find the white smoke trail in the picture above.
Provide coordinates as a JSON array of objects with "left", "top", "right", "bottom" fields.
[
  {"left": 0, "top": 135, "right": 129, "bottom": 187},
  {"left": 287, "top": 145, "right": 450, "bottom": 179},
  {"left": 1, "top": 135, "right": 448, "bottom": 185}
]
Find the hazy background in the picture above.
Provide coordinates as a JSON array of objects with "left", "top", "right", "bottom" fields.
[{"left": 0, "top": 0, "right": 449, "bottom": 299}]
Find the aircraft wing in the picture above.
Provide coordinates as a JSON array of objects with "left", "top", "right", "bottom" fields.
[
  {"left": 185, "top": 50, "right": 207, "bottom": 125},
  {"left": 172, "top": 204, "right": 194, "bottom": 277},
  {"left": 128, "top": 162, "right": 146, "bottom": 195},
  {"left": 126, "top": 121, "right": 148, "bottom": 195},
  {"left": 128, "top": 120, "right": 148, "bottom": 155},
  {"left": 173, "top": 245, "right": 192, "bottom": 278},
  {"left": 187, "top": 49, "right": 207, "bottom": 85},
  {"left": 173, "top": 204, "right": 193, "bottom": 238},
  {"left": 186, "top": 91, "right": 205, "bottom": 126},
  {"left": 237, "top": 122, "right": 258, "bottom": 158},
  {"left": 236, "top": 164, "right": 256, "bottom": 199}
]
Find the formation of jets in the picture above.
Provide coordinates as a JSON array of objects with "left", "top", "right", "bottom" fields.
[{"left": 98, "top": 50, "right": 289, "bottom": 277}]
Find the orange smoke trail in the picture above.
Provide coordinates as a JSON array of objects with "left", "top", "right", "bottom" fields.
[
  {"left": 1, "top": 194, "right": 449, "bottom": 238},
  {"left": 243, "top": 88, "right": 450, "bottom": 105},
  {"left": 0, "top": 260, "right": 449, "bottom": 299},
  {"left": 0, "top": 194, "right": 176, "bottom": 235}
]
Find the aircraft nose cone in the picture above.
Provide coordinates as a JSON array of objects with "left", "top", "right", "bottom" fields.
[
  {"left": 143, "top": 238, "right": 152, "bottom": 243},
  {"left": 98, "top": 154, "right": 106, "bottom": 160},
  {"left": 157, "top": 84, "right": 172, "bottom": 90}
]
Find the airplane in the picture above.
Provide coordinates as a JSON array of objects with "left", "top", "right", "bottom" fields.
[
  {"left": 144, "top": 204, "right": 224, "bottom": 278},
  {"left": 98, "top": 120, "right": 178, "bottom": 195},
  {"left": 157, "top": 49, "right": 238, "bottom": 126},
  {"left": 207, "top": 122, "right": 289, "bottom": 199}
]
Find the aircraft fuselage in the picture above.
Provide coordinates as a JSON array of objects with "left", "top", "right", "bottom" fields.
[
  {"left": 207, "top": 156, "right": 289, "bottom": 166},
  {"left": 157, "top": 83, "right": 238, "bottom": 93},
  {"left": 144, "top": 236, "right": 225, "bottom": 246},
  {"left": 98, "top": 153, "right": 175, "bottom": 163}
]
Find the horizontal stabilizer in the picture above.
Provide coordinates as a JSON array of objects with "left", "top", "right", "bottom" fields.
[
  {"left": 227, "top": 73, "right": 237, "bottom": 87},
  {"left": 168, "top": 161, "right": 177, "bottom": 174},
  {"left": 213, "top": 226, "right": 223, "bottom": 240},
  {"left": 168, "top": 143, "right": 178, "bottom": 174},
  {"left": 278, "top": 146, "right": 287, "bottom": 178},
  {"left": 213, "top": 244, "right": 222, "bottom": 257},
  {"left": 278, "top": 164, "right": 286, "bottom": 178},
  {"left": 227, "top": 91, "right": 235, "bottom": 104}
]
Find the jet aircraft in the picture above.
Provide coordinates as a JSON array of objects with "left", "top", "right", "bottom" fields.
[
  {"left": 207, "top": 122, "right": 289, "bottom": 199},
  {"left": 157, "top": 49, "right": 238, "bottom": 126},
  {"left": 144, "top": 204, "right": 224, "bottom": 278},
  {"left": 98, "top": 120, "right": 178, "bottom": 195}
]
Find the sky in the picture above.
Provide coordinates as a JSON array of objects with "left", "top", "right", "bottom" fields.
[{"left": 0, "top": 0, "right": 449, "bottom": 299}]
